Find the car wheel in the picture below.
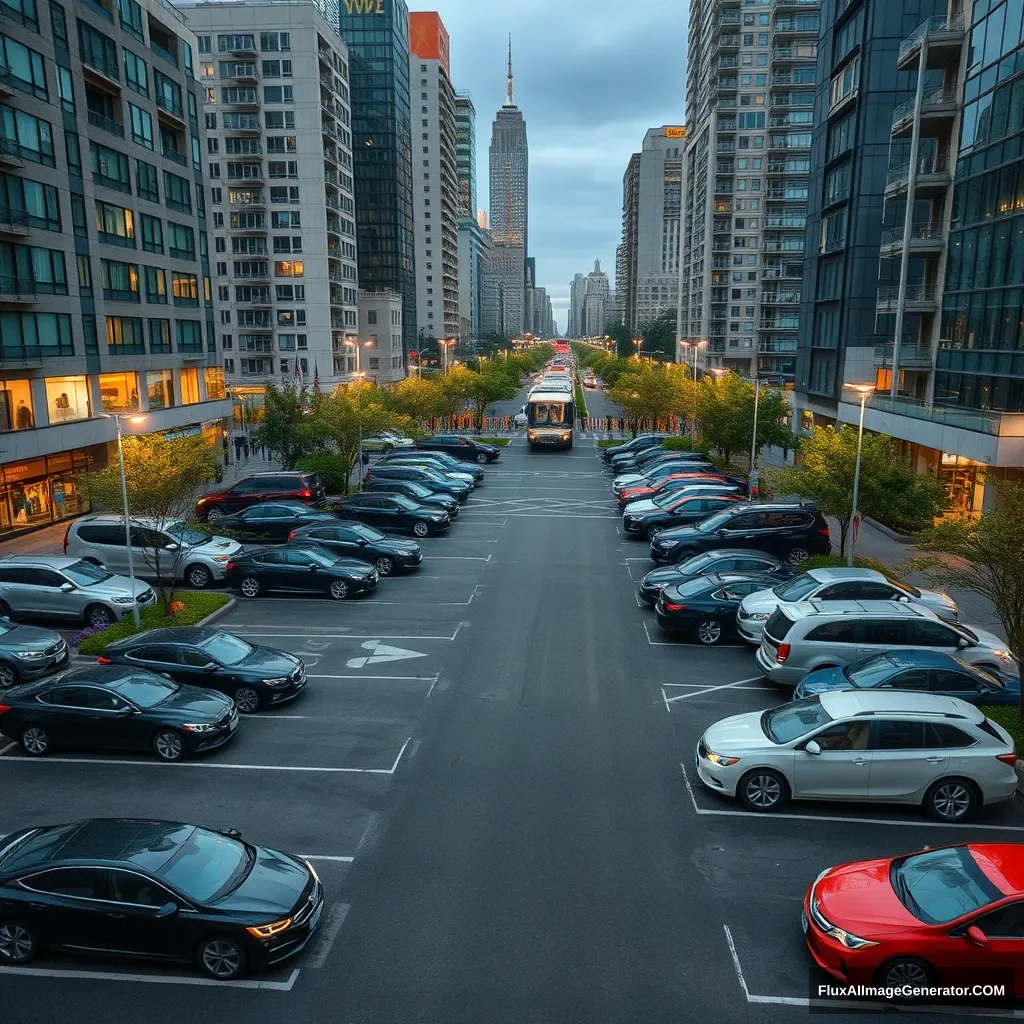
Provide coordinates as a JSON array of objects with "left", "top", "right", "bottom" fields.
[
  {"left": 197, "top": 936, "right": 246, "bottom": 981},
  {"left": 696, "top": 619, "right": 724, "bottom": 646},
  {"left": 329, "top": 579, "right": 350, "bottom": 601},
  {"left": 20, "top": 726, "right": 50, "bottom": 757},
  {"left": 186, "top": 564, "right": 212, "bottom": 589},
  {"left": 737, "top": 768, "right": 790, "bottom": 812},
  {"left": 239, "top": 576, "right": 260, "bottom": 599},
  {"left": 476, "top": 452, "right": 488, "bottom": 464},
  {"left": 85, "top": 604, "right": 114, "bottom": 629},
  {"left": 876, "top": 957, "right": 934, "bottom": 996},
  {"left": 206, "top": 507, "right": 226, "bottom": 523},
  {"left": 924, "top": 777, "right": 978, "bottom": 822},
  {"left": 0, "top": 921, "right": 37, "bottom": 964},
  {"left": 786, "top": 546, "right": 810, "bottom": 566},
  {"left": 413, "top": 521, "right": 429, "bottom": 538},
  {"left": 233, "top": 685, "right": 262, "bottom": 714},
  {"left": 153, "top": 729, "right": 185, "bottom": 762},
  {"left": 374, "top": 556, "right": 394, "bottom": 576},
  {"left": 0, "top": 661, "right": 19, "bottom": 688}
]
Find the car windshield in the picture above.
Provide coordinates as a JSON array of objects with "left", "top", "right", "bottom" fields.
[
  {"left": 945, "top": 619, "right": 979, "bottom": 643},
  {"left": 0, "top": 618, "right": 13, "bottom": 635},
  {"left": 695, "top": 510, "right": 735, "bottom": 533},
  {"left": 63, "top": 560, "right": 114, "bottom": 586},
  {"left": 843, "top": 654, "right": 899, "bottom": 687},
  {"left": 165, "top": 522, "right": 210, "bottom": 547},
  {"left": 653, "top": 491, "right": 684, "bottom": 508},
  {"left": 528, "top": 401, "right": 568, "bottom": 427},
  {"left": 350, "top": 523, "right": 386, "bottom": 541},
  {"left": 199, "top": 633, "right": 254, "bottom": 666},
  {"left": 886, "top": 577, "right": 921, "bottom": 599},
  {"left": 761, "top": 696, "right": 833, "bottom": 744},
  {"left": 891, "top": 847, "right": 1003, "bottom": 924},
  {"left": 157, "top": 828, "right": 253, "bottom": 904},
  {"left": 678, "top": 553, "right": 717, "bottom": 574},
  {"left": 405, "top": 482, "right": 431, "bottom": 498},
  {"left": 391, "top": 494, "right": 419, "bottom": 510},
  {"left": 773, "top": 573, "right": 819, "bottom": 601},
  {"left": 116, "top": 675, "right": 180, "bottom": 708}
]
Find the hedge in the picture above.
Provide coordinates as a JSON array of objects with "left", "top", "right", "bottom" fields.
[{"left": 797, "top": 553, "right": 894, "bottom": 576}]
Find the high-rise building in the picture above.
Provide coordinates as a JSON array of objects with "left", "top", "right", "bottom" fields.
[
  {"left": 617, "top": 153, "right": 641, "bottom": 331},
  {"left": 796, "top": 0, "right": 1024, "bottom": 513},
  {"left": 340, "top": 0, "right": 415, "bottom": 361},
  {"left": 408, "top": 12, "right": 458, "bottom": 342},
  {"left": 581, "top": 259, "right": 610, "bottom": 336},
  {"left": 454, "top": 94, "right": 477, "bottom": 219},
  {"left": 184, "top": 1, "right": 360, "bottom": 390},
  {"left": 568, "top": 273, "right": 586, "bottom": 338},
  {"left": 453, "top": 93, "right": 483, "bottom": 344},
  {"left": 532, "top": 285, "right": 552, "bottom": 337},
  {"left": 680, "top": 0, "right": 822, "bottom": 380},
  {"left": 479, "top": 237, "right": 524, "bottom": 337},
  {"left": 0, "top": 0, "right": 232, "bottom": 536},
  {"left": 488, "top": 39, "right": 528, "bottom": 256}
]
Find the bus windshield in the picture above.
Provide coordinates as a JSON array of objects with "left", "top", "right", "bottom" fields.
[{"left": 528, "top": 402, "right": 569, "bottom": 427}]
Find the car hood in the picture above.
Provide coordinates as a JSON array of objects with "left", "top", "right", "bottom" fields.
[
  {"left": 79, "top": 574, "right": 154, "bottom": 600},
  {"left": 156, "top": 685, "right": 234, "bottom": 719},
  {"left": 794, "top": 666, "right": 849, "bottom": 696},
  {"left": 702, "top": 710, "right": 774, "bottom": 753},
  {"left": 624, "top": 499, "right": 658, "bottom": 514},
  {"left": 814, "top": 859, "right": 919, "bottom": 938},
  {"left": 194, "top": 535, "right": 243, "bottom": 556},
  {"left": 239, "top": 646, "right": 302, "bottom": 677},
  {"left": 378, "top": 539, "right": 421, "bottom": 553},
  {"left": 641, "top": 568, "right": 688, "bottom": 590},
  {"left": 613, "top": 473, "right": 646, "bottom": 490},
  {"left": 332, "top": 558, "right": 377, "bottom": 577},
  {"left": 0, "top": 623, "right": 64, "bottom": 652},
  {"left": 739, "top": 589, "right": 781, "bottom": 615},
  {"left": 419, "top": 494, "right": 456, "bottom": 508},
  {"left": 965, "top": 625, "right": 1010, "bottom": 652},
  {"left": 916, "top": 589, "right": 959, "bottom": 619},
  {"left": 214, "top": 844, "right": 311, "bottom": 916},
  {"left": 655, "top": 525, "right": 705, "bottom": 546}
]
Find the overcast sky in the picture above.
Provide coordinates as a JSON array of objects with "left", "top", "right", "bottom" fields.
[{"left": 411, "top": 0, "right": 688, "bottom": 333}]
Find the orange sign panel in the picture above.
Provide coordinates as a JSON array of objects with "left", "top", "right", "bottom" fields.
[
  {"left": 409, "top": 12, "right": 451, "bottom": 78},
  {"left": 665, "top": 126, "right": 686, "bottom": 138}
]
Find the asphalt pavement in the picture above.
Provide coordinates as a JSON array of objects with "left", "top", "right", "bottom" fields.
[{"left": 3, "top": 399, "right": 1019, "bottom": 1023}]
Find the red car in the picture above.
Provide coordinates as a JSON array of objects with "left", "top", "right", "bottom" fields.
[
  {"left": 804, "top": 843, "right": 1024, "bottom": 996},
  {"left": 617, "top": 472, "right": 735, "bottom": 508}
]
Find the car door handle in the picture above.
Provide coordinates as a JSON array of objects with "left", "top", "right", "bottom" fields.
[
  {"left": 925, "top": 756, "right": 945, "bottom": 763},
  {"left": 105, "top": 911, "right": 127, "bottom": 919},
  {"left": 852, "top": 759, "right": 868, "bottom": 766}
]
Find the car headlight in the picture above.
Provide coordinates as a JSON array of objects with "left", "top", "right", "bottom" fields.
[
  {"left": 267, "top": 676, "right": 292, "bottom": 687},
  {"left": 182, "top": 722, "right": 218, "bottom": 733},
  {"left": 112, "top": 596, "right": 136, "bottom": 605},
  {"left": 993, "top": 649, "right": 1015, "bottom": 661},
  {"left": 704, "top": 750, "right": 741, "bottom": 767},
  {"left": 811, "top": 899, "right": 878, "bottom": 949},
  {"left": 246, "top": 918, "right": 292, "bottom": 938},
  {"left": 211, "top": 555, "right": 230, "bottom": 563},
  {"left": 748, "top": 612, "right": 770, "bottom": 621},
  {"left": 14, "top": 650, "right": 46, "bottom": 659}
]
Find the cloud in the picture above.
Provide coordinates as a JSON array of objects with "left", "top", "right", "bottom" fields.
[{"left": 411, "top": 0, "right": 688, "bottom": 330}]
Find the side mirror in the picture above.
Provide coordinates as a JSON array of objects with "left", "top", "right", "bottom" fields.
[
  {"left": 308, "top": 564, "right": 320, "bottom": 572},
  {"left": 357, "top": 539, "right": 368, "bottom": 546},
  {"left": 965, "top": 924, "right": 989, "bottom": 948},
  {"left": 154, "top": 902, "right": 178, "bottom": 919},
  {"left": 204, "top": 662, "right": 219, "bottom": 672},
  {"left": 116, "top": 705, "right": 135, "bottom": 717},
  {"left": 805, "top": 740, "right": 822, "bottom": 756},
  {"left": 958, "top": 638, "right": 970, "bottom": 648},
  {"left": 164, "top": 543, "right": 179, "bottom": 552},
  {"left": 60, "top": 582, "right": 75, "bottom": 593}
]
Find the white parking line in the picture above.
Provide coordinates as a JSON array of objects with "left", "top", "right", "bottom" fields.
[
  {"left": 660, "top": 687, "right": 672, "bottom": 713},
  {"left": 308, "top": 902, "right": 351, "bottom": 969},
  {"left": 680, "top": 763, "right": 1024, "bottom": 832},
  {"left": 300, "top": 854, "right": 354, "bottom": 863},
  {"left": 664, "top": 678, "right": 767, "bottom": 702},
  {"left": 641, "top": 622, "right": 747, "bottom": 648},
  {"left": 428, "top": 554, "right": 492, "bottom": 561},
  {"left": 306, "top": 673, "right": 438, "bottom": 682},
  {"left": 229, "top": 627, "right": 463, "bottom": 641},
  {"left": 0, "top": 964, "right": 299, "bottom": 990}
]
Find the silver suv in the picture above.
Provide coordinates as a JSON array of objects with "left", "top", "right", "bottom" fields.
[
  {"left": 756, "top": 600, "right": 1018, "bottom": 687},
  {"left": 65, "top": 516, "right": 242, "bottom": 589},
  {"left": 0, "top": 556, "right": 156, "bottom": 629}
]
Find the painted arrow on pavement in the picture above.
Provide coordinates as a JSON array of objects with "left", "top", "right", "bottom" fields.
[{"left": 346, "top": 639, "right": 428, "bottom": 669}]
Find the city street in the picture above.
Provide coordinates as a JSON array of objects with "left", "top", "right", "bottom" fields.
[{"left": 3, "top": 412, "right": 1021, "bottom": 1023}]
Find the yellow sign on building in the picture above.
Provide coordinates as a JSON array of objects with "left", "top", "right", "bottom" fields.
[{"left": 665, "top": 127, "right": 687, "bottom": 138}]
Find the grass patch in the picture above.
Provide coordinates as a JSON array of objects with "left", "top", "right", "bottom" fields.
[
  {"left": 598, "top": 438, "right": 627, "bottom": 448},
  {"left": 77, "top": 591, "right": 232, "bottom": 655},
  {"left": 475, "top": 436, "right": 511, "bottom": 446},
  {"left": 981, "top": 705, "right": 1024, "bottom": 751},
  {"left": 798, "top": 553, "right": 894, "bottom": 576},
  {"left": 574, "top": 373, "right": 588, "bottom": 419}
]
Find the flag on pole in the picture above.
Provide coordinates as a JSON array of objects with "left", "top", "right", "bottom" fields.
[
  {"left": 313, "top": 362, "right": 321, "bottom": 393},
  {"left": 293, "top": 358, "right": 303, "bottom": 387}
]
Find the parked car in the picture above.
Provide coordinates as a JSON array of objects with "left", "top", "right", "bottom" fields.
[
  {"left": 623, "top": 492, "right": 745, "bottom": 539},
  {"left": 655, "top": 572, "right": 796, "bottom": 645},
  {"left": 610, "top": 443, "right": 703, "bottom": 473},
  {"left": 358, "top": 479, "right": 460, "bottom": 518},
  {"left": 617, "top": 472, "right": 744, "bottom": 508},
  {"left": 736, "top": 567, "right": 960, "bottom": 643},
  {"left": 361, "top": 464, "right": 470, "bottom": 501},
  {"left": 65, "top": 516, "right": 242, "bottom": 590},
  {"left": 0, "top": 666, "right": 238, "bottom": 761},
  {"left": 361, "top": 430, "right": 415, "bottom": 453},
  {"left": 0, "top": 617, "right": 68, "bottom": 689},
  {"left": 381, "top": 453, "right": 480, "bottom": 485},
  {"left": 804, "top": 843, "right": 1024, "bottom": 994},
  {"left": 637, "top": 549, "right": 794, "bottom": 606},
  {"left": 214, "top": 502, "right": 338, "bottom": 543},
  {"left": 289, "top": 521, "right": 422, "bottom": 576},
  {"left": 793, "top": 650, "right": 1021, "bottom": 706},
  {"left": 331, "top": 493, "right": 451, "bottom": 537},
  {"left": 647, "top": 502, "right": 831, "bottom": 566},
  {"left": 513, "top": 407, "right": 529, "bottom": 428},
  {"left": 0, "top": 556, "right": 156, "bottom": 629},
  {"left": 695, "top": 689, "right": 1017, "bottom": 820},
  {"left": 195, "top": 472, "right": 325, "bottom": 523},
  {"left": 225, "top": 545, "right": 378, "bottom": 601},
  {"left": 415, "top": 434, "right": 501, "bottom": 464},
  {"left": 612, "top": 459, "right": 721, "bottom": 495},
  {"left": 756, "top": 600, "right": 1019, "bottom": 687},
  {"left": 601, "top": 433, "right": 671, "bottom": 465},
  {"left": 0, "top": 817, "right": 323, "bottom": 979},
  {"left": 100, "top": 627, "right": 307, "bottom": 713}
]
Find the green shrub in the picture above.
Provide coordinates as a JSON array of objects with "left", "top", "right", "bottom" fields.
[
  {"left": 981, "top": 705, "right": 1024, "bottom": 748},
  {"left": 296, "top": 454, "right": 348, "bottom": 495},
  {"left": 798, "top": 553, "right": 893, "bottom": 576},
  {"left": 474, "top": 437, "right": 511, "bottom": 446},
  {"left": 77, "top": 592, "right": 231, "bottom": 655}
]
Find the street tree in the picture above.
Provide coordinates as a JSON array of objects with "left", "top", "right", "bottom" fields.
[
  {"left": 638, "top": 308, "right": 678, "bottom": 361},
  {"left": 608, "top": 362, "right": 690, "bottom": 427},
  {"left": 465, "top": 363, "right": 520, "bottom": 424},
  {"left": 603, "top": 321, "right": 633, "bottom": 359},
  {"left": 434, "top": 365, "right": 476, "bottom": 426},
  {"left": 250, "top": 381, "right": 319, "bottom": 468},
  {"left": 315, "top": 383, "right": 402, "bottom": 492},
  {"left": 79, "top": 433, "right": 218, "bottom": 606},
  {"left": 384, "top": 376, "right": 441, "bottom": 427},
  {"left": 696, "top": 372, "right": 794, "bottom": 467}
]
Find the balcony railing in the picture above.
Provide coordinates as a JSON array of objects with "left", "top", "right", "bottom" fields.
[
  {"left": 0, "top": 206, "right": 29, "bottom": 233},
  {"left": 868, "top": 392, "right": 1004, "bottom": 436},
  {"left": 773, "top": 47, "right": 816, "bottom": 60},
  {"left": 162, "top": 147, "right": 187, "bottom": 166},
  {"left": 892, "top": 85, "right": 959, "bottom": 128},
  {"left": 873, "top": 343, "right": 933, "bottom": 368},
  {"left": 156, "top": 94, "right": 184, "bottom": 119},
  {"left": 879, "top": 223, "right": 944, "bottom": 247},
  {"left": 150, "top": 41, "right": 179, "bottom": 69},
  {"left": 0, "top": 275, "right": 37, "bottom": 299},
  {"left": 819, "top": 238, "right": 845, "bottom": 253},
  {"left": 82, "top": 51, "right": 120, "bottom": 82},
  {"left": 876, "top": 283, "right": 938, "bottom": 309},
  {"left": 720, "top": 35, "right": 740, "bottom": 47},
  {"left": 885, "top": 154, "right": 950, "bottom": 190},
  {"left": 81, "top": 0, "right": 113, "bottom": 21},
  {"left": 899, "top": 15, "right": 965, "bottom": 62},
  {"left": 87, "top": 111, "right": 125, "bottom": 137},
  {"left": 761, "top": 291, "right": 802, "bottom": 304}
]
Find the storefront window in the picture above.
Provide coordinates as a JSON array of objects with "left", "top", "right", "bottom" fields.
[
  {"left": 147, "top": 369, "right": 175, "bottom": 410},
  {"left": 0, "top": 378, "right": 34, "bottom": 431},
  {"left": 180, "top": 367, "right": 200, "bottom": 405},
  {"left": 98, "top": 372, "right": 140, "bottom": 413},
  {"left": 204, "top": 366, "right": 226, "bottom": 400},
  {"left": 0, "top": 448, "right": 98, "bottom": 535},
  {"left": 44, "top": 376, "right": 90, "bottom": 423}
]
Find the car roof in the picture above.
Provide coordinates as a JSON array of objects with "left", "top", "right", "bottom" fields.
[
  {"left": 965, "top": 846, "right": 1024, "bottom": 896},
  {"left": 806, "top": 567, "right": 885, "bottom": 583},
  {"left": 250, "top": 471, "right": 307, "bottom": 478},
  {"left": 780, "top": 598, "right": 932, "bottom": 620},
  {"left": 10, "top": 665, "right": 159, "bottom": 695},
  {"left": 0, "top": 555, "right": 82, "bottom": 567},
  {"left": 819, "top": 688, "right": 985, "bottom": 722},
  {"left": 74, "top": 515, "right": 185, "bottom": 529},
  {"left": 885, "top": 649, "right": 966, "bottom": 669},
  {"left": 108, "top": 626, "right": 216, "bottom": 648}
]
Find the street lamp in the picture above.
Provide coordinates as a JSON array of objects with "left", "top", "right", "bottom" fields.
[
  {"left": 633, "top": 338, "right": 642, "bottom": 361},
  {"left": 679, "top": 340, "right": 708, "bottom": 448},
  {"left": 350, "top": 372, "right": 367, "bottom": 482},
  {"left": 440, "top": 338, "right": 456, "bottom": 374},
  {"left": 100, "top": 412, "right": 147, "bottom": 627},
  {"left": 843, "top": 383, "right": 876, "bottom": 567}
]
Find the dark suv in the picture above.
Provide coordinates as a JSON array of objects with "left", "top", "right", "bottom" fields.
[
  {"left": 600, "top": 433, "right": 670, "bottom": 464},
  {"left": 647, "top": 501, "right": 831, "bottom": 566},
  {"left": 195, "top": 472, "right": 325, "bottom": 523},
  {"left": 415, "top": 435, "right": 500, "bottom": 464}
]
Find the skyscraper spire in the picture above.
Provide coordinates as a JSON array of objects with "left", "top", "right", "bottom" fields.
[{"left": 505, "top": 34, "right": 514, "bottom": 107}]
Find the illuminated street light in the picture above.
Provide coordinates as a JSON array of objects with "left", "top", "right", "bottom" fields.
[{"left": 843, "top": 383, "right": 876, "bottom": 567}]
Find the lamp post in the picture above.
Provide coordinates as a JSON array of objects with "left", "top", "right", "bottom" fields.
[
  {"left": 680, "top": 340, "right": 707, "bottom": 448},
  {"left": 843, "top": 383, "right": 875, "bottom": 567},
  {"left": 633, "top": 338, "right": 642, "bottom": 361},
  {"left": 440, "top": 338, "right": 456, "bottom": 374},
  {"left": 749, "top": 370, "right": 761, "bottom": 501},
  {"left": 351, "top": 371, "right": 367, "bottom": 484}
]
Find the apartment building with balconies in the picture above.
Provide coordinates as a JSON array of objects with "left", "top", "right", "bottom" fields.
[
  {"left": 180, "top": 0, "right": 359, "bottom": 393},
  {"left": 0, "top": 0, "right": 231, "bottom": 537}
]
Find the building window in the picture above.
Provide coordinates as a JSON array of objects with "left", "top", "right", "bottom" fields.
[
  {"left": 829, "top": 57, "right": 859, "bottom": 111},
  {"left": 97, "top": 371, "right": 139, "bottom": 413},
  {"left": 146, "top": 368, "right": 175, "bottom": 408},
  {"left": 0, "top": 34, "right": 47, "bottom": 100},
  {"left": 205, "top": 366, "right": 225, "bottom": 399},
  {"left": 95, "top": 201, "right": 135, "bottom": 247},
  {"left": 106, "top": 315, "right": 144, "bottom": 353},
  {"left": 172, "top": 272, "right": 199, "bottom": 306},
  {"left": 45, "top": 376, "right": 90, "bottom": 423},
  {"left": 100, "top": 259, "right": 139, "bottom": 302},
  {"left": 274, "top": 260, "right": 302, "bottom": 277}
]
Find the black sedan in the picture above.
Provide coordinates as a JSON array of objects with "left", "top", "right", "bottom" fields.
[
  {"left": 334, "top": 492, "right": 452, "bottom": 536},
  {"left": 383, "top": 449, "right": 484, "bottom": 482},
  {"left": 0, "top": 619, "right": 68, "bottom": 689},
  {"left": 99, "top": 627, "right": 306, "bottom": 713},
  {"left": 416, "top": 434, "right": 500, "bottom": 463},
  {"left": 362, "top": 464, "right": 470, "bottom": 501},
  {"left": 359, "top": 478, "right": 460, "bottom": 518},
  {"left": 225, "top": 545, "right": 378, "bottom": 600},
  {"left": 0, "top": 818, "right": 323, "bottom": 979},
  {"left": 622, "top": 492, "right": 744, "bottom": 539},
  {"left": 637, "top": 549, "right": 793, "bottom": 605},
  {"left": 214, "top": 501, "right": 336, "bottom": 543},
  {"left": 654, "top": 573, "right": 787, "bottom": 645},
  {"left": 289, "top": 521, "right": 422, "bottom": 576},
  {"left": 601, "top": 433, "right": 669, "bottom": 463},
  {"left": 0, "top": 666, "right": 238, "bottom": 761}
]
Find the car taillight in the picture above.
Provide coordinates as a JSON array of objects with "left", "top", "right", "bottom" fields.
[
  {"left": 225, "top": 560, "right": 236, "bottom": 571},
  {"left": 776, "top": 643, "right": 791, "bottom": 664},
  {"left": 62, "top": 524, "right": 71, "bottom": 554},
  {"left": 818, "top": 525, "right": 830, "bottom": 536},
  {"left": 288, "top": 532, "right": 296, "bottom": 540},
  {"left": 997, "top": 752, "right": 1018, "bottom": 766},
  {"left": 0, "top": 705, "right": 10, "bottom": 714},
  {"left": 298, "top": 489, "right": 312, "bottom": 498},
  {"left": 664, "top": 602, "right": 686, "bottom": 612},
  {"left": 97, "top": 655, "right": 112, "bottom": 665}
]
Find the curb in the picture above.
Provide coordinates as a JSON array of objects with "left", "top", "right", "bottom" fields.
[{"left": 862, "top": 515, "right": 915, "bottom": 544}]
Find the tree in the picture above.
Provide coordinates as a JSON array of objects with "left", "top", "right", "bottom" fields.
[
  {"left": 696, "top": 372, "right": 794, "bottom": 467},
  {"left": 766, "top": 424, "right": 946, "bottom": 556},
  {"left": 384, "top": 376, "right": 441, "bottom": 426},
  {"left": 250, "top": 382, "right": 320, "bottom": 469},
  {"left": 638, "top": 308, "right": 678, "bottom": 361},
  {"left": 603, "top": 321, "right": 633, "bottom": 359},
  {"left": 434, "top": 365, "right": 476, "bottom": 426},
  {"left": 78, "top": 433, "right": 218, "bottom": 607},
  {"left": 908, "top": 481, "right": 1024, "bottom": 688},
  {"left": 607, "top": 362, "right": 690, "bottom": 427},
  {"left": 465, "top": 363, "right": 520, "bottom": 424}
]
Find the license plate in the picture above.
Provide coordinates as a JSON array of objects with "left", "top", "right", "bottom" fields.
[
  {"left": 229, "top": 717, "right": 239, "bottom": 732},
  {"left": 801, "top": 910, "right": 808, "bottom": 935}
]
